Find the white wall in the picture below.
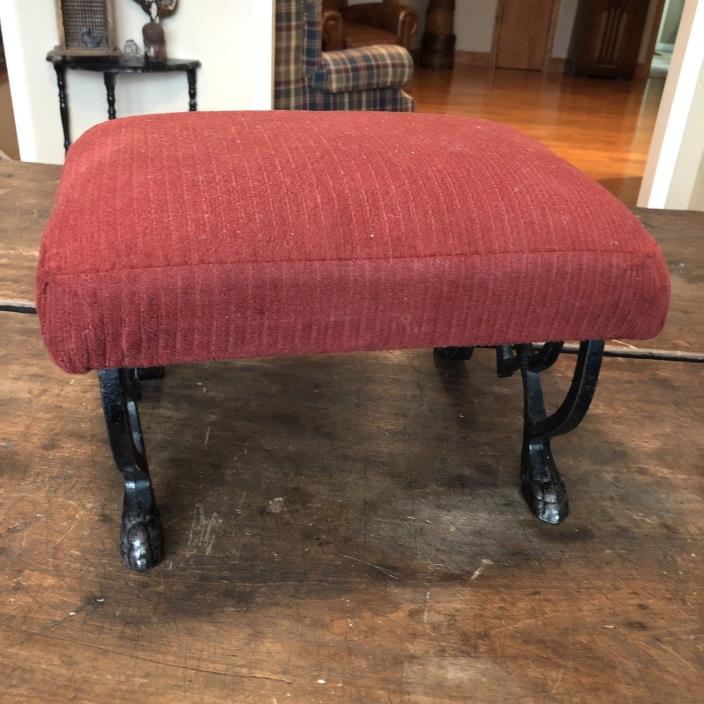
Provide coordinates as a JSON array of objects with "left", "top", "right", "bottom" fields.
[
  {"left": 673, "top": 65, "right": 704, "bottom": 209},
  {"left": 455, "top": 0, "right": 498, "bottom": 53},
  {"left": 552, "top": 0, "right": 579, "bottom": 58},
  {"left": 658, "top": 0, "right": 685, "bottom": 45},
  {"left": 638, "top": 0, "right": 704, "bottom": 210},
  {"left": 691, "top": 148, "right": 704, "bottom": 209},
  {"left": 0, "top": 0, "right": 274, "bottom": 164}
]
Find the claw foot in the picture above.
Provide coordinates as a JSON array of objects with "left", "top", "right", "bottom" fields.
[
  {"left": 521, "top": 442, "right": 569, "bottom": 524},
  {"left": 521, "top": 473, "right": 569, "bottom": 524},
  {"left": 121, "top": 514, "right": 163, "bottom": 571}
]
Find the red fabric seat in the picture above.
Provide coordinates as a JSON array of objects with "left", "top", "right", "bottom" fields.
[{"left": 37, "top": 111, "right": 669, "bottom": 374}]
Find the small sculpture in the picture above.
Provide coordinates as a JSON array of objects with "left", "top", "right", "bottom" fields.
[
  {"left": 123, "top": 39, "right": 143, "bottom": 59},
  {"left": 132, "top": 0, "right": 179, "bottom": 62},
  {"left": 80, "top": 27, "right": 103, "bottom": 49},
  {"left": 143, "top": 21, "right": 166, "bottom": 62}
]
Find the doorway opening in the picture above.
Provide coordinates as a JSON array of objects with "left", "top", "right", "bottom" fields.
[{"left": 650, "top": 0, "right": 684, "bottom": 77}]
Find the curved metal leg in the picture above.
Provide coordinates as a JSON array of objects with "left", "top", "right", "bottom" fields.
[
  {"left": 499, "top": 340, "right": 604, "bottom": 524},
  {"left": 433, "top": 346, "right": 474, "bottom": 361},
  {"left": 99, "top": 368, "right": 163, "bottom": 571}
]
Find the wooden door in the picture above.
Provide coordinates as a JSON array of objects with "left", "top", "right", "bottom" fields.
[
  {"left": 496, "top": 0, "right": 555, "bottom": 70},
  {"left": 568, "top": 0, "right": 651, "bottom": 78}
]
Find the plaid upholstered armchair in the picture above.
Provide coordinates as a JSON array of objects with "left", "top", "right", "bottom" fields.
[{"left": 275, "top": 0, "right": 414, "bottom": 111}]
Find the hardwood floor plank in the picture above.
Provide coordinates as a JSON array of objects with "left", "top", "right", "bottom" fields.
[{"left": 410, "top": 66, "right": 664, "bottom": 206}]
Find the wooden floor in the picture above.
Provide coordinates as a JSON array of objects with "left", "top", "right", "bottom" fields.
[{"left": 409, "top": 66, "right": 665, "bottom": 206}]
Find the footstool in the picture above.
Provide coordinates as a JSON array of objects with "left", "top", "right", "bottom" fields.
[{"left": 37, "top": 111, "right": 670, "bottom": 571}]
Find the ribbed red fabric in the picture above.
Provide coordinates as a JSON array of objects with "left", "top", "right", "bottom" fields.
[{"left": 37, "top": 111, "right": 670, "bottom": 374}]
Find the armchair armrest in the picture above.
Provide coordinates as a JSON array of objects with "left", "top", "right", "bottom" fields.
[
  {"left": 341, "top": 3, "right": 419, "bottom": 49},
  {"left": 313, "top": 45, "right": 414, "bottom": 93},
  {"left": 322, "top": 9, "right": 345, "bottom": 51}
]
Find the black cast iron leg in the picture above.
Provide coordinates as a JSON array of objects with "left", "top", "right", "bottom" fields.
[
  {"left": 434, "top": 346, "right": 474, "bottom": 361},
  {"left": 136, "top": 366, "right": 165, "bottom": 381},
  {"left": 500, "top": 340, "right": 604, "bottom": 524},
  {"left": 99, "top": 368, "right": 163, "bottom": 571},
  {"left": 187, "top": 69, "right": 197, "bottom": 111},
  {"left": 104, "top": 72, "right": 117, "bottom": 120},
  {"left": 54, "top": 64, "right": 71, "bottom": 152}
]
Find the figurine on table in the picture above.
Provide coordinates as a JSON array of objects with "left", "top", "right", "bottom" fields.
[{"left": 132, "top": 0, "right": 179, "bottom": 62}]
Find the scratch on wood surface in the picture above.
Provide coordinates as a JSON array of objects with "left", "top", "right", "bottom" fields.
[
  {"left": 611, "top": 339, "right": 639, "bottom": 349},
  {"left": 338, "top": 554, "right": 399, "bottom": 580},
  {"left": 236, "top": 491, "right": 247, "bottom": 514},
  {"left": 51, "top": 518, "right": 78, "bottom": 548},
  {"left": 551, "top": 669, "right": 564, "bottom": 693},
  {"left": 470, "top": 558, "right": 494, "bottom": 581},
  {"left": 12, "top": 627, "right": 295, "bottom": 683},
  {"left": 657, "top": 642, "right": 698, "bottom": 671},
  {"left": 188, "top": 503, "right": 223, "bottom": 555}
]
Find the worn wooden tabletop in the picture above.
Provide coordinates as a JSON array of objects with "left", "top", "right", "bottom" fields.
[{"left": 1, "top": 160, "right": 703, "bottom": 703}]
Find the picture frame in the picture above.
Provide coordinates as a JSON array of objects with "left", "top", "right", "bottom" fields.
[{"left": 54, "top": 0, "right": 121, "bottom": 57}]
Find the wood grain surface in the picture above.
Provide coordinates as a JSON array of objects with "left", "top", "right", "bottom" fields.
[
  {"left": 0, "top": 162, "right": 60, "bottom": 305},
  {"left": 496, "top": 0, "right": 555, "bottom": 70},
  {"left": 0, "top": 313, "right": 702, "bottom": 702}
]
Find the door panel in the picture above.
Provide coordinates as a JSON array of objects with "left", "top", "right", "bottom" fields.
[
  {"left": 569, "top": 0, "right": 651, "bottom": 78},
  {"left": 496, "top": 0, "right": 555, "bottom": 70}
]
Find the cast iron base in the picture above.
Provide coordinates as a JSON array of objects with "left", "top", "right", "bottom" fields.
[
  {"left": 99, "top": 368, "right": 164, "bottom": 571},
  {"left": 496, "top": 340, "right": 604, "bottom": 523},
  {"left": 433, "top": 346, "right": 474, "bottom": 361},
  {"left": 98, "top": 340, "right": 604, "bottom": 569}
]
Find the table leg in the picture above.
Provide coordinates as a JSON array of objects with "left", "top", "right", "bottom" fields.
[
  {"left": 104, "top": 73, "right": 117, "bottom": 120},
  {"left": 54, "top": 65, "right": 71, "bottom": 152},
  {"left": 187, "top": 69, "right": 197, "bottom": 112}
]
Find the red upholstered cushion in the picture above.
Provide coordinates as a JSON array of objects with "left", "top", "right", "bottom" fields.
[{"left": 37, "top": 111, "right": 669, "bottom": 374}]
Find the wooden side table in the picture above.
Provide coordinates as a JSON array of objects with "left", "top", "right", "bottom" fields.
[{"left": 46, "top": 51, "right": 201, "bottom": 152}]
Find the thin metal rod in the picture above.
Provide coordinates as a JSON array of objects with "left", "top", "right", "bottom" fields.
[
  {"left": 561, "top": 343, "right": 704, "bottom": 364},
  {"left": 0, "top": 300, "right": 37, "bottom": 314},
  {"left": 483, "top": 343, "right": 704, "bottom": 365}
]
